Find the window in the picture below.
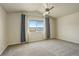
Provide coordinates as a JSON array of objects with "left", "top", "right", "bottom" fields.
[{"left": 29, "top": 20, "right": 44, "bottom": 32}]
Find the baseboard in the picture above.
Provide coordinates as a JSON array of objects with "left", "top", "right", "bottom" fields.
[
  {"left": 58, "top": 38, "right": 79, "bottom": 45},
  {"left": 0, "top": 45, "right": 8, "bottom": 55}
]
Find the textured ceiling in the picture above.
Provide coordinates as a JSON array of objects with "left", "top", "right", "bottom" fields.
[{"left": 0, "top": 3, "right": 79, "bottom": 18}]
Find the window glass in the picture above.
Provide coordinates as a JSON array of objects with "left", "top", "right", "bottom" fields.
[
  {"left": 29, "top": 20, "right": 37, "bottom": 27},
  {"left": 29, "top": 20, "right": 44, "bottom": 32},
  {"left": 36, "top": 20, "right": 44, "bottom": 31}
]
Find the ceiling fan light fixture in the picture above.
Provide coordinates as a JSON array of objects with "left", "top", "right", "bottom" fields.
[{"left": 43, "top": 11, "right": 49, "bottom": 16}]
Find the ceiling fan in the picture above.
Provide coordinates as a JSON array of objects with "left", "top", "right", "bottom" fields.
[{"left": 42, "top": 3, "right": 54, "bottom": 16}]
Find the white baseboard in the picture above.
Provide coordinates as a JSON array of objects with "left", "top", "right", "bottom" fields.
[
  {"left": 0, "top": 45, "right": 8, "bottom": 55},
  {"left": 58, "top": 38, "right": 79, "bottom": 44}
]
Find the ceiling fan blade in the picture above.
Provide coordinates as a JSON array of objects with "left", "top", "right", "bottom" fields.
[{"left": 49, "top": 6, "right": 54, "bottom": 11}]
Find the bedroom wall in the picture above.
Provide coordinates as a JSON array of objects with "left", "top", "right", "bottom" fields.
[
  {"left": 7, "top": 12, "right": 44, "bottom": 45},
  {"left": 7, "top": 12, "right": 57, "bottom": 45},
  {"left": 0, "top": 6, "right": 7, "bottom": 55},
  {"left": 7, "top": 13, "right": 21, "bottom": 45},
  {"left": 57, "top": 12, "right": 79, "bottom": 44}
]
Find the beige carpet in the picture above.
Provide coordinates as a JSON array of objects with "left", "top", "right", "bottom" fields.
[{"left": 1, "top": 39, "right": 79, "bottom": 56}]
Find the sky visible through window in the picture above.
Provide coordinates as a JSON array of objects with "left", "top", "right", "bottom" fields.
[
  {"left": 29, "top": 20, "right": 44, "bottom": 27},
  {"left": 29, "top": 20, "right": 44, "bottom": 31}
]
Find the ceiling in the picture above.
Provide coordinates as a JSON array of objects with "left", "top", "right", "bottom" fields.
[{"left": 0, "top": 3, "right": 79, "bottom": 18}]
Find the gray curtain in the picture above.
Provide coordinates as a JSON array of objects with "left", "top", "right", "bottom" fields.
[
  {"left": 21, "top": 14, "right": 26, "bottom": 43},
  {"left": 45, "top": 15, "right": 50, "bottom": 39}
]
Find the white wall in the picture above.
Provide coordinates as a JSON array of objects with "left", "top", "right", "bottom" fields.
[
  {"left": 57, "top": 12, "right": 79, "bottom": 44},
  {"left": 7, "top": 12, "right": 56, "bottom": 45},
  {"left": 7, "top": 12, "right": 44, "bottom": 44},
  {"left": 0, "top": 6, "right": 7, "bottom": 55},
  {"left": 7, "top": 13, "right": 21, "bottom": 45}
]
